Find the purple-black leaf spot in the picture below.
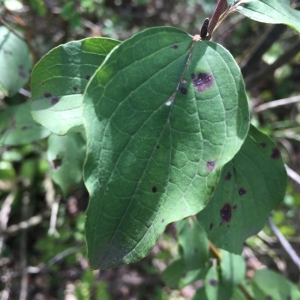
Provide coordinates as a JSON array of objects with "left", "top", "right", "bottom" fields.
[
  {"left": 44, "top": 92, "right": 52, "bottom": 98},
  {"left": 220, "top": 203, "right": 231, "bottom": 222},
  {"left": 266, "top": 296, "right": 272, "bottom": 300},
  {"left": 162, "top": 219, "right": 164, "bottom": 223},
  {"left": 180, "top": 87, "right": 187, "bottom": 94},
  {"left": 156, "top": 145, "right": 160, "bottom": 149},
  {"left": 206, "top": 161, "right": 215, "bottom": 171},
  {"left": 19, "top": 71, "right": 27, "bottom": 79},
  {"left": 191, "top": 74, "right": 195, "bottom": 79},
  {"left": 286, "top": 297, "right": 291, "bottom": 300},
  {"left": 73, "top": 87, "right": 78, "bottom": 92},
  {"left": 239, "top": 188, "right": 246, "bottom": 196},
  {"left": 225, "top": 172, "right": 232, "bottom": 180},
  {"left": 209, "top": 279, "right": 217, "bottom": 287},
  {"left": 86, "top": 75, "right": 91, "bottom": 80},
  {"left": 194, "top": 248, "right": 198, "bottom": 253},
  {"left": 210, "top": 223, "right": 213, "bottom": 230},
  {"left": 233, "top": 205, "right": 237, "bottom": 210},
  {"left": 51, "top": 97, "right": 59, "bottom": 105},
  {"left": 193, "top": 73, "right": 213, "bottom": 92},
  {"left": 227, "top": 224, "right": 230, "bottom": 228},
  {"left": 271, "top": 148, "right": 281, "bottom": 159},
  {"left": 152, "top": 186, "right": 157, "bottom": 193},
  {"left": 171, "top": 45, "right": 178, "bottom": 49},
  {"left": 22, "top": 126, "right": 28, "bottom": 130},
  {"left": 260, "top": 142, "right": 267, "bottom": 148}
]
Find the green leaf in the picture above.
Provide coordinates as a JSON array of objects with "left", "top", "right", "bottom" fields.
[
  {"left": 177, "top": 218, "right": 209, "bottom": 271},
  {"left": 205, "top": 266, "right": 232, "bottom": 300},
  {"left": 229, "top": 0, "right": 300, "bottom": 33},
  {"left": 0, "top": 102, "right": 50, "bottom": 145},
  {"left": 197, "top": 125, "right": 287, "bottom": 253},
  {"left": 31, "top": 38, "right": 120, "bottom": 135},
  {"left": 162, "top": 258, "right": 210, "bottom": 289},
  {"left": 47, "top": 133, "right": 86, "bottom": 198},
  {"left": 0, "top": 26, "right": 32, "bottom": 97},
  {"left": 193, "top": 286, "right": 209, "bottom": 300},
  {"left": 252, "top": 269, "right": 300, "bottom": 300},
  {"left": 220, "top": 250, "right": 245, "bottom": 292},
  {"left": 83, "top": 27, "right": 249, "bottom": 269}
]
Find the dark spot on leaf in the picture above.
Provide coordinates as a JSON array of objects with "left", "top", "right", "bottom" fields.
[
  {"left": 260, "top": 142, "right": 267, "bottom": 148},
  {"left": 171, "top": 45, "right": 178, "bottom": 49},
  {"left": 3, "top": 49, "right": 12, "bottom": 55},
  {"left": 18, "top": 65, "right": 24, "bottom": 70},
  {"left": 22, "top": 126, "right": 28, "bottom": 130},
  {"left": 209, "top": 279, "right": 217, "bottom": 287},
  {"left": 19, "top": 71, "right": 27, "bottom": 79},
  {"left": 219, "top": 222, "right": 222, "bottom": 226},
  {"left": 227, "top": 224, "right": 230, "bottom": 228},
  {"left": 206, "top": 161, "right": 215, "bottom": 171},
  {"left": 286, "top": 297, "right": 291, "bottom": 300},
  {"left": 191, "top": 74, "right": 195, "bottom": 79},
  {"left": 51, "top": 97, "right": 59, "bottom": 105},
  {"left": 233, "top": 205, "right": 237, "bottom": 210},
  {"left": 180, "top": 87, "right": 187, "bottom": 94},
  {"left": 266, "top": 296, "right": 272, "bottom": 300},
  {"left": 162, "top": 219, "right": 164, "bottom": 223},
  {"left": 42, "top": 82, "right": 45, "bottom": 85},
  {"left": 225, "top": 172, "right": 232, "bottom": 180},
  {"left": 239, "top": 188, "right": 246, "bottom": 196},
  {"left": 86, "top": 75, "right": 91, "bottom": 80},
  {"left": 50, "top": 154, "right": 64, "bottom": 169},
  {"left": 44, "top": 92, "right": 52, "bottom": 98},
  {"left": 156, "top": 145, "right": 160, "bottom": 149},
  {"left": 182, "top": 273, "right": 187, "bottom": 278},
  {"left": 73, "top": 87, "right": 78, "bottom": 92},
  {"left": 271, "top": 148, "right": 281, "bottom": 159},
  {"left": 210, "top": 223, "right": 213, "bottom": 230},
  {"left": 220, "top": 203, "right": 231, "bottom": 222},
  {"left": 194, "top": 248, "right": 198, "bottom": 253},
  {"left": 152, "top": 186, "right": 157, "bottom": 193},
  {"left": 193, "top": 73, "right": 213, "bottom": 92}
]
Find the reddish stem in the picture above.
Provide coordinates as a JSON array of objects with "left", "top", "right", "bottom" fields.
[{"left": 208, "top": 0, "right": 228, "bottom": 36}]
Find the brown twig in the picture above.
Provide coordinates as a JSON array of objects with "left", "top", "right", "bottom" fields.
[
  {"left": 268, "top": 218, "right": 300, "bottom": 269},
  {"left": 254, "top": 95, "right": 300, "bottom": 113}
]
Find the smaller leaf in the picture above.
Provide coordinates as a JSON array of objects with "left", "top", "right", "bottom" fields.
[
  {"left": 220, "top": 250, "right": 245, "bottom": 291},
  {"left": 162, "top": 258, "right": 210, "bottom": 289},
  {"left": 177, "top": 218, "right": 209, "bottom": 271},
  {"left": 0, "top": 102, "right": 50, "bottom": 145},
  {"left": 193, "top": 286, "right": 209, "bottom": 300},
  {"left": 0, "top": 26, "right": 32, "bottom": 97},
  {"left": 47, "top": 133, "right": 86, "bottom": 197},
  {"left": 205, "top": 266, "right": 231, "bottom": 300},
  {"left": 197, "top": 125, "right": 287, "bottom": 253},
  {"left": 230, "top": 0, "right": 300, "bottom": 33},
  {"left": 31, "top": 37, "right": 120, "bottom": 135},
  {"left": 252, "top": 269, "right": 300, "bottom": 300}
]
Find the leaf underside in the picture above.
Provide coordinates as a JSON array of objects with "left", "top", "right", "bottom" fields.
[
  {"left": 197, "top": 125, "right": 287, "bottom": 253},
  {"left": 83, "top": 27, "right": 249, "bottom": 269},
  {"left": 31, "top": 37, "right": 120, "bottom": 135},
  {"left": 229, "top": 0, "right": 300, "bottom": 33}
]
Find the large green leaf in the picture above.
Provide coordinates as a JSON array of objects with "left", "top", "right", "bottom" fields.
[
  {"left": 197, "top": 125, "right": 287, "bottom": 253},
  {"left": 0, "top": 102, "right": 50, "bottom": 145},
  {"left": 228, "top": 0, "right": 300, "bottom": 33},
  {"left": 0, "top": 26, "right": 32, "bottom": 98},
  {"left": 47, "top": 133, "right": 86, "bottom": 198},
  {"left": 83, "top": 27, "right": 249, "bottom": 269},
  {"left": 31, "top": 38, "right": 120, "bottom": 135}
]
